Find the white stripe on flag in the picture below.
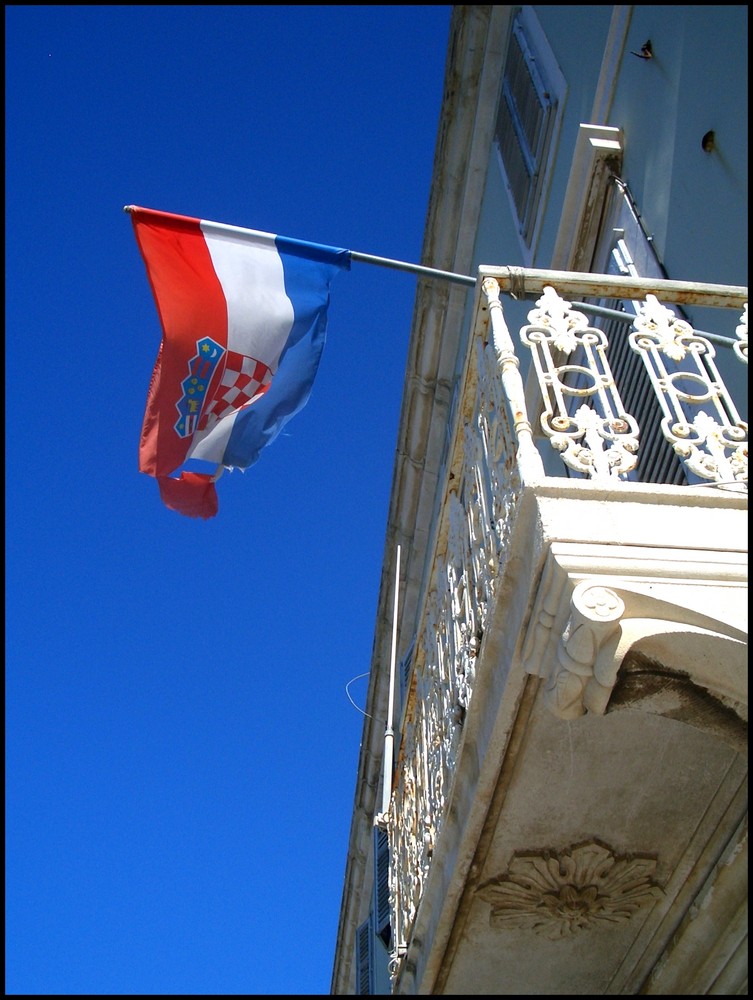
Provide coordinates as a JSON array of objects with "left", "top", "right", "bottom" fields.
[
  {"left": 185, "top": 228, "right": 295, "bottom": 466},
  {"left": 185, "top": 405, "right": 240, "bottom": 464},
  {"left": 201, "top": 224, "right": 295, "bottom": 369}
]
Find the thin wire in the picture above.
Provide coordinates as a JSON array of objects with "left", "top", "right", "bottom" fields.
[
  {"left": 345, "top": 672, "right": 376, "bottom": 719},
  {"left": 686, "top": 480, "right": 748, "bottom": 490}
]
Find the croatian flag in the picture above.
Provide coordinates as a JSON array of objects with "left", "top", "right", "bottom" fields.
[{"left": 127, "top": 206, "right": 351, "bottom": 518}]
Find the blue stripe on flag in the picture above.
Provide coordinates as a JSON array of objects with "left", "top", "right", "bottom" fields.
[
  {"left": 274, "top": 235, "right": 351, "bottom": 270},
  {"left": 220, "top": 241, "right": 349, "bottom": 470}
]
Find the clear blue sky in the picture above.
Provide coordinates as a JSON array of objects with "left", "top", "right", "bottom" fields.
[{"left": 5, "top": 5, "right": 452, "bottom": 994}]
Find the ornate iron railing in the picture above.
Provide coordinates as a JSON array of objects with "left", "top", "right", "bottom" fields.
[{"left": 384, "top": 270, "right": 747, "bottom": 979}]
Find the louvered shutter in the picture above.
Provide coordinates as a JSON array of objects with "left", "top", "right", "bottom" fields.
[
  {"left": 398, "top": 637, "right": 415, "bottom": 711},
  {"left": 373, "top": 826, "right": 391, "bottom": 948},
  {"left": 355, "top": 917, "right": 373, "bottom": 995},
  {"left": 495, "top": 15, "right": 556, "bottom": 243}
]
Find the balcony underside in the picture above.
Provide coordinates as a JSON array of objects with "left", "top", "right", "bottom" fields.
[{"left": 393, "top": 484, "right": 748, "bottom": 995}]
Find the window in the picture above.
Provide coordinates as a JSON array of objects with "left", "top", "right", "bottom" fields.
[{"left": 495, "top": 8, "right": 565, "bottom": 258}]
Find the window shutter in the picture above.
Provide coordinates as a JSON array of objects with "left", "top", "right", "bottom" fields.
[
  {"left": 374, "top": 826, "right": 392, "bottom": 948},
  {"left": 355, "top": 917, "right": 373, "bottom": 995},
  {"left": 495, "top": 15, "right": 556, "bottom": 243},
  {"left": 398, "top": 637, "right": 415, "bottom": 710}
]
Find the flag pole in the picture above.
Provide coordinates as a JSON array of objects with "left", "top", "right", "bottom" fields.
[
  {"left": 376, "top": 543, "right": 401, "bottom": 827},
  {"left": 123, "top": 207, "right": 748, "bottom": 306},
  {"left": 349, "top": 250, "right": 477, "bottom": 287}
]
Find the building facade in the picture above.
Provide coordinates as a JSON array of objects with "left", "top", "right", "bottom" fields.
[{"left": 332, "top": 6, "right": 747, "bottom": 994}]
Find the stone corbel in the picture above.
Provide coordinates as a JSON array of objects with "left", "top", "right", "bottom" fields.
[
  {"left": 543, "top": 581, "right": 626, "bottom": 720},
  {"left": 523, "top": 540, "right": 747, "bottom": 722}
]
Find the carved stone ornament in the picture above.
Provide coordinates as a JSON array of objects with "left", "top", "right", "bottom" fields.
[
  {"left": 544, "top": 582, "right": 626, "bottom": 719},
  {"left": 477, "top": 840, "right": 663, "bottom": 939}
]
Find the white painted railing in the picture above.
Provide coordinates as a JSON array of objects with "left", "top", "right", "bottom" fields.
[{"left": 384, "top": 271, "right": 747, "bottom": 979}]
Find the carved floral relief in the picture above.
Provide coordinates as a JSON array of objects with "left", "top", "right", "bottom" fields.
[{"left": 477, "top": 839, "right": 664, "bottom": 939}]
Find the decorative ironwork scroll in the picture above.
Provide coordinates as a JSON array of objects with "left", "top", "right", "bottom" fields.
[
  {"left": 387, "top": 326, "right": 523, "bottom": 970},
  {"left": 628, "top": 295, "right": 748, "bottom": 484},
  {"left": 520, "top": 286, "right": 640, "bottom": 479},
  {"left": 734, "top": 303, "right": 748, "bottom": 365}
]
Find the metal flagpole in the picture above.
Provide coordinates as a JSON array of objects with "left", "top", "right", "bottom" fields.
[
  {"left": 350, "top": 250, "right": 476, "bottom": 287},
  {"left": 125, "top": 206, "right": 747, "bottom": 308},
  {"left": 378, "top": 543, "right": 401, "bottom": 824}
]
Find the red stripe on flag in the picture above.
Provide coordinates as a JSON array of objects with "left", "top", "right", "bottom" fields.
[
  {"left": 131, "top": 209, "right": 228, "bottom": 477},
  {"left": 157, "top": 472, "right": 219, "bottom": 519}
]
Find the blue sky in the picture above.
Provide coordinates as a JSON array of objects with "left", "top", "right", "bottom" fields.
[{"left": 5, "top": 5, "right": 453, "bottom": 994}]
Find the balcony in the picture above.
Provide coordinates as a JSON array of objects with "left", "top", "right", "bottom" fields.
[{"left": 383, "top": 269, "right": 748, "bottom": 994}]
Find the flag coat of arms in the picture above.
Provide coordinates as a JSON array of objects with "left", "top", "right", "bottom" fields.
[{"left": 127, "top": 206, "right": 350, "bottom": 518}]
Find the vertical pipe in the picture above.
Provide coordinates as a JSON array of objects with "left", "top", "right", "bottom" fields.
[{"left": 381, "top": 544, "right": 401, "bottom": 819}]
